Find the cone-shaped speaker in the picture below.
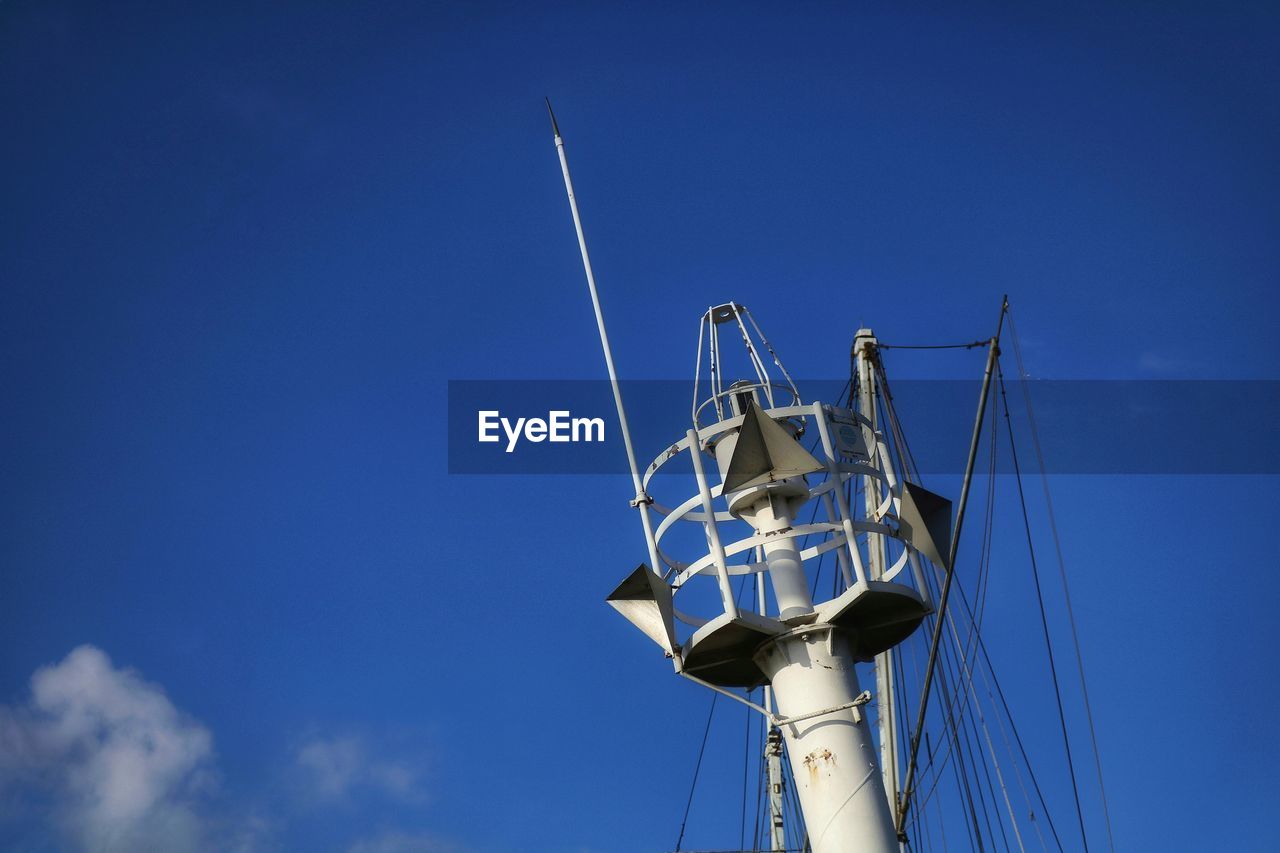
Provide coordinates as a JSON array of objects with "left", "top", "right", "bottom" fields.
[
  {"left": 899, "top": 481, "right": 953, "bottom": 570},
  {"left": 722, "top": 400, "right": 824, "bottom": 494},
  {"left": 606, "top": 564, "right": 678, "bottom": 654}
]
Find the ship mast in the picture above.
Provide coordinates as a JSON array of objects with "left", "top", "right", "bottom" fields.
[
  {"left": 855, "top": 329, "right": 903, "bottom": 822},
  {"left": 758, "top": 561, "right": 788, "bottom": 853},
  {"left": 551, "top": 109, "right": 956, "bottom": 852}
]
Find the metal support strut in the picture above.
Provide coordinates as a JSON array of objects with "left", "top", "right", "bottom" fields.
[{"left": 895, "top": 295, "right": 1008, "bottom": 839}]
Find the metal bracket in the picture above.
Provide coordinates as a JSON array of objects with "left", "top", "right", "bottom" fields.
[
  {"left": 677, "top": 673, "right": 877, "bottom": 729},
  {"left": 774, "top": 689, "right": 873, "bottom": 728},
  {"left": 678, "top": 671, "right": 775, "bottom": 720},
  {"left": 629, "top": 493, "right": 655, "bottom": 508}
]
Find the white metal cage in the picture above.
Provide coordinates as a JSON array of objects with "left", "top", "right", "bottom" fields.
[{"left": 609, "top": 305, "right": 947, "bottom": 689}]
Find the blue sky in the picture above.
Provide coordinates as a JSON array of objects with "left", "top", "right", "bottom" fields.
[{"left": 1, "top": 2, "right": 1278, "bottom": 850}]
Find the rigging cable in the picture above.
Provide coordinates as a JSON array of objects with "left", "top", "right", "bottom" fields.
[
  {"left": 940, "top": 577, "right": 1027, "bottom": 851},
  {"left": 897, "top": 676, "right": 922, "bottom": 847},
  {"left": 925, "top": 732, "right": 951, "bottom": 852},
  {"left": 951, "top": 577, "right": 1065, "bottom": 852},
  {"left": 951, "top": 411, "right": 1042, "bottom": 851},
  {"left": 879, "top": 342, "right": 1059, "bottom": 851},
  {"left": 997, "top": 361, "right": 1090, "bottom": 851},
  {"left": 678, "top": 538, "right": 754, "bottom": 848},
  {"left": 962, "top": 394, "right": 1001, "bottom": 666},
  {"left": 885, "top": 376, "right": 993, "bottom": 850},
  {"left": 674, "top": 693, "right": 719, "bottom": 852},
  {"left": 939, "top": 604, "right": 1007, "bottom": 850},
  {"left": 938, "top": 651, "right": 994, "bottom": 849},
  {"left": 876, "top": 341, "right": 998, "bottom": 820},
  {"left": 1006, "top": 310, "right": 1116, "bottom": 853},
  {"left": 879, "top": 340, "right": 991, "bottom": 350},
  {"left": 901, "top": 630, "right": 947, "bottom": 851},
  {"left": 742, "top": 690, "right": 752, "bottom": 851},
  {"left": 752, "top": 741, "right": 766, "bottom": 851},
  {"left": 875, "top": 350, "right": 982, "bottom": 850},
  {"left": 876, "top": 347, "right": 994, "bottom": 850}
]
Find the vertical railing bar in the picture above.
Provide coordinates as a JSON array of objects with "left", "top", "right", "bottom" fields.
[
  {"left": 811, "top": 403, "right": 869, "bottom": 587},
  {"left": 821, "top": 491, "right": 857, "bottom": 589},
  {"left": 693, "top": 312, "right": 706, "bottom": 425},
  {"left": 729, "top": 303, "right": 773, "bottom": 406},
  {"left": 687, "top": 428, "right": 739, "bottom": 619}
]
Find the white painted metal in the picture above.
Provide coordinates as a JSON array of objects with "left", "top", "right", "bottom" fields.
[
  {"left": 759, "top": 559, "right": 788, "bottom": 853},
  {"left": 742, "top": 307, "right": 801, "bottom": 402},
  {"left": 551, "top": 118, "right": 661, "bottom": 573},
  {"left": 677, "top": 671, "right": 774, "bottom": 717},
  {"left": 730, "top": 489, "right": 812, "bottom": 620},
  {"left": 811, "top": 403, "right": 870, "bottom": 586},
  {"left": 691, "top": 303, "right": 801, "bottom": 430},
  {"left": 596, "top": 303, "right": 935, "bottom": 851},
  {"left": 766, "top": 727, "right": 787, "bottom": 851},
  {"left": 856, "top": 329, "right": 903, "bottom": 823},
  {"left": 821, "top": 490, "right": 857, "bottom": 588},
  {"left": 755, "top": 625, "right": 899, "bottom": 853},
  {"left": 551, "top": 117, "right": 946, "bottom": 851},
  {"left": 686, "top": 428, "right": 740, "bottom": 619},
  {"left": 855, "top": 330, "right": 887, "bottom": 578}
]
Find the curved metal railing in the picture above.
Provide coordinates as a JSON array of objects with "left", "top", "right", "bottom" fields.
[{"left": 641, "top": 401, "right": 931, "bottom": 633}]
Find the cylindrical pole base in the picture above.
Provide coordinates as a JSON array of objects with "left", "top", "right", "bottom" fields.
[{"left": 755, "top": 625, "right": 899, "bottom": 853}]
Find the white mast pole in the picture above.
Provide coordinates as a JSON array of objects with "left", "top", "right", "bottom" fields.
[
  {"left": 757, "top": 550, "right": 787, "bottom": 852},
  {"left": 856, "top": 329, "right": 902, "bottom": 827},
  {"left": 766, "top": 727, "right": 787, "bottom": 851},
  {"left": 570, "top": 114, "right": 922, "bottom": 850},
  {"left": 548, "top": 101, "right": 660, "bottom": 572}
]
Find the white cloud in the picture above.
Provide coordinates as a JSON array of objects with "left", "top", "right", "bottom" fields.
[
  {"left": 223, "top": 810, "right": 277, "bottom": 853},
  {"left": 0, "top": 647, "right": 441, "bottom": 852},
  {"left": 346, "top": 829, "right": 460, "bottom": 853},
  {"left": 296, "top": 735, "right": 363, "bottom": 799},
  {"left": 295, "top": 735, "right": 424, "bottom": 804},
  {"left": 0, "top": 645, "right": 215, "bottom": 852}
]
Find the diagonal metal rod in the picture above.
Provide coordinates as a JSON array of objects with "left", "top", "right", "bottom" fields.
[
  {"left": 547, "top": 99, "right": 661, "bottom": 573},
  {"left": 895, "top": 295, "right": 1008, "bottom": 839}
]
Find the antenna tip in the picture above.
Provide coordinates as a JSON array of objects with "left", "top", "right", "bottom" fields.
[{"left": 545, "top": 97, "right": 561, "bottom": 138}]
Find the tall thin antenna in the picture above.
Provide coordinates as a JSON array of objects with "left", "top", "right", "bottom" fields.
[{"left": 547, "top": 100, "right": 660, "bottom": 572}]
